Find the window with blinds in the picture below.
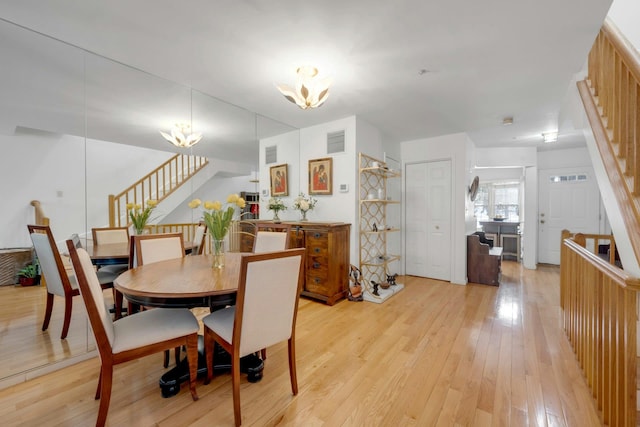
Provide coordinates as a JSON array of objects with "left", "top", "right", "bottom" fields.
[{"left": 474, "top": 181, "right": 521, "bottom": 227}]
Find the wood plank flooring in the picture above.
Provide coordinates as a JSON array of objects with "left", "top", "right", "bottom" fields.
[{"left": 0, "top": 261, "right": 604, "bottom": 426}]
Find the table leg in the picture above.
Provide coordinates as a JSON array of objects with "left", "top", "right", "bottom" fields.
[{"left": 159, "top": 335, "right": 264, "bottom": 398}]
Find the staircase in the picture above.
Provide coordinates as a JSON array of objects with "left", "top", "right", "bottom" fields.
[
  {"left": 563, "top": 17, "right": 640, "bottom": 426},
  {"left": 578, "top": 18, "right": 640, "bottom": 264},
  {"left": 108, "top": 153, "right": 208, "bottom": 228}
]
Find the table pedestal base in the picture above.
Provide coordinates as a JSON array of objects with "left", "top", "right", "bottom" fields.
[{"left": 159, "top": 337, "right": 264, "bottom": 398}]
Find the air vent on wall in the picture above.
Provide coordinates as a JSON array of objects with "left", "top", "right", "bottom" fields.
[
  {"left": 327, "top": 130, "right": 345, "bottom": 154},
  {"left": 265, "top": 145, "right": 277, "bottom": 164}
]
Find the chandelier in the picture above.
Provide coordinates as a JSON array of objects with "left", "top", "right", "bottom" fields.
[
  {"left": 276, "top": 66, "right": 331, "bottom": 110},
  {"left": 160, "top": 123, "right": 203, "bottom": 148}
]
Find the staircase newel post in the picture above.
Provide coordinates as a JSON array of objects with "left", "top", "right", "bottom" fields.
[{"left": 108, "top": 194, "right": 116, "bottom": 227}]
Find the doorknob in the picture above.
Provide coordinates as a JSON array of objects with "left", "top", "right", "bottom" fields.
[
  {"left": 435, "top": 225, "right": 440, "bottom": 230},
  {"left": 540, "top": 220, "right": 545, "bottom": 224}
]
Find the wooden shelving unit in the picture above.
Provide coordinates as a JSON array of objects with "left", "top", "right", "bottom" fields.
[
  {"left": 240, "top": 191, "right": 259, "bottom": 220},
  {"left": 358, "top": 153, "right": 404, "bottom": 303}
]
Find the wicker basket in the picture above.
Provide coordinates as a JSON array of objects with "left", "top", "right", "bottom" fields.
[{"left": 0, "top": 248, "right": 34, "bottom": 286}]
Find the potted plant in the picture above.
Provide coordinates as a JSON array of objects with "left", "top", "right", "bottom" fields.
[{"left": 17, "top": 263, "right": 40, "bottom": 286}]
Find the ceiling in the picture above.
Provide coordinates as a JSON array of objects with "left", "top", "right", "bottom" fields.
[{"left": 0, "top": 0, "right": 613, "bottom": 161}]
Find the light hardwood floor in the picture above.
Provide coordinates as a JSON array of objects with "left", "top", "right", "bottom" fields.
[{"left": 0, "top": 261, "right": 603, "bottom": 426}]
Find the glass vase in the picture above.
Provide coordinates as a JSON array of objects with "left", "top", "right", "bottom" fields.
[
  {"left": 300, "top": 210, "right": 308, "bottom": 221},
  {"left": 212, "top": 238, "right": 225, "bottom": 269},
  {"left": 273, "top": 210, "right": 281, "bottom": 223}
]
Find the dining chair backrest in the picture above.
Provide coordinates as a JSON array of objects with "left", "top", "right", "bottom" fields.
[
  {"left": 92, "top": 227, "right": 129, "bottom": 246},
  {"left": 133, "top": 232, "right": 185, "bottom": 266},
  {"left": 235, "top": 248, "right": 305, "bottom": 357},
  {"left": 192, "top": 224, "right": 207, "bottom": 256},
  {"left": 66, "top": 241, "right": 115, "bottom": 348},
  {"left": 28, "top": 225, "right": 73, "bottom": 297},
  {"left": 253, "top": 223, "right": 291, "bottom": 253}
]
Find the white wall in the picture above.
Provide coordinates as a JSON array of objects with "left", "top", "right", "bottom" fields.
[
  {"left": 1, "top": 133, "right": 174, "bottom": 249},
  {"left": 401, "top": 132, "right": 472, "bottom": 285},
  {"left": 1, "top": 131, "right": 255, "bottom": 250},
  {"left": 476, "top": 147, "right": 536, "bottom": 167},
  {"left": 538, "top": 147, "right": 592, "bottom": 169},
  {"left": 608, "top": 0, "right": 640, "bottom": 50},
  {"left": 259, "top": 117, "right": 362, "bottom": 264},
  {"left": 299, "top": 117, "right": 357, "bottom": 243}
]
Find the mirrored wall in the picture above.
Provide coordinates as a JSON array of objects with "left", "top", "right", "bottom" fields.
[{"left": 0, "top": 18, "right": 296, "bottom": 385}]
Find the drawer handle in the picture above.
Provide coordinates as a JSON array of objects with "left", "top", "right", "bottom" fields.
[
  {"left": 314, "top": 277, "right": 320, "bottom": 284},
  {"left": 314, "top": 248, "right": 320, "bottom": 253},
  {"left": 313, "top": 262, "right": 320, "bottom": 268},
  {"left": 314, "top": 232, "right": 321, "bottom": 238}
]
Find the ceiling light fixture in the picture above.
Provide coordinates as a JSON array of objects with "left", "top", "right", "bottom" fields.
[
  {"left": 502, "top": 117, "right": 514, "bottom": 126},
  {"left": 160, "top": 123, "right": 203, "bottom": 148},
  {"left": 276, "top": 66, "right": 331, "bottom": 110},
  {"left": 542, "top": 131, "right": 558, "bottom": 143}
]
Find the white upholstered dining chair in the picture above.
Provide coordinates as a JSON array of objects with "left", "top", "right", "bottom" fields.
[
  {"left": 65, "top": 240, "right": 199, "bottom": 427},
  {"left": 28, "top": 225, "right": 115, "bottom": 339},
  {"left": 252, "top": 223, "right": 290, "bottom": 253},
  {"left": 130, "top": 232, "right": 186, "bottom": 367},
  {"left": 90, "top": 226, "right": 130, "bottom": 291},
  {"left": 70, "top": 233, "right": 125, "bottom": 318},
  {"left": 203, "top": 248, "right": 305, "bottom": 426},
  {"left": 91, "top": 226, "right": 129, "bottom": 246},
  {"left": 132, "top": 232, "right": 185, "bottom": 267},
  {"left": 191, "top": 223, "right": 207, "bottom": 256}
]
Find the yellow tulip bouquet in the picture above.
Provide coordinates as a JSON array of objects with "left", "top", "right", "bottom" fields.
[
  {"left": 188, "top": 194, "right": 245, "bottom": 267},
  {"left": 127, "top": 200, "right": 158, "bottom": 234}
]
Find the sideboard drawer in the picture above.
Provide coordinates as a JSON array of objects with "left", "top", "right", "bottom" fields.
[
  {"left": 305, "top": 274, "right": 329, "bottom": 295},
  {"left": 306, "top": 243, "right": 328, "bottom": 257},
  {"left": 306, "top": 255, "right": 328, "bottom": 277},
  {"left": 305, "top": 230, "right": 328, "bottom": 245}
]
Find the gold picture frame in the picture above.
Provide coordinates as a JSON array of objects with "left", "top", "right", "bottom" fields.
[
  {"left": 308, "top": 157, "right": 332, "bottom": 195},
  {"left": 269, "top": 164, "right": 288, "bottom": 196}
]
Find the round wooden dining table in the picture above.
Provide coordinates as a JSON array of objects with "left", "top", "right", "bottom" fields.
[
  {"left": 114, "top": 252, "right": 263, "bottom": 397},
  {"left": 114, "top": 252, "right": 243, "bottom": 309}
]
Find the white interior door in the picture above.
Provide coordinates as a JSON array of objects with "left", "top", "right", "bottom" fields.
[
  {"left": 405, "top": 160, "right": 451, "bottom": 280},
  {"left": 538, "top": 167, "right": 600, "bottom": 264}
]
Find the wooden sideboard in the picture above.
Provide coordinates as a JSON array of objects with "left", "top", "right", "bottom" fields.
[{"left": 238, "top": 221, "right": 351, "bottom": 305}]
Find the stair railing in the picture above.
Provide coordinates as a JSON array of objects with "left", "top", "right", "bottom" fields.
[
  {"left": 109, "top": 154, "right": 208, "bottom": 227},
  {"left": 561, "top": 230, "right": 639, "bottom": 427},
  {"left": 578, "top": 18, "right": 640, "bottom": 262}
]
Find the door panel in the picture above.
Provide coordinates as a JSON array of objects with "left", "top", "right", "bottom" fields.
[
  {"left": 405, "top": 163, "right": 428, "bottom": 276},
  {"left": 538, "top": 168, "right": 599, "bottom": 264},
  {"left": 406, "top": 160, "right": 451, "bottom": 280}
]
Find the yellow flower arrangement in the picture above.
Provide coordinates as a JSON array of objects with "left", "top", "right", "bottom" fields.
[
  {"left": 127, "top": 199, "right": 158, "bottom": 234},
  {"left": 188, "top": 194, "right": 246, "bottom": 242}
]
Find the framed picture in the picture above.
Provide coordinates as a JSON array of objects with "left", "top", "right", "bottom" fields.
[
  {"left": 308, "top": 157, "right": 332, "bottom": 195},
  {"left": 269, "top": 164, "right": 288, "bottom": 196}
]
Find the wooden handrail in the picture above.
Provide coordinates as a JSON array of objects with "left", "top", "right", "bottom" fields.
[
  {"left": 579, "top": 18, "right": 640, "bottom": 264},
  {"left": 108, "top": 154, "right": 208, "bottom": 227},
  {"left": 562, "top": 230, "right": 620, "bottom": 266},
  {"left": 30, "top": 200, "right": 49, "bottom": 226},
  {"left": 560, "top": 231, "right": 639, "bottom": 426}
]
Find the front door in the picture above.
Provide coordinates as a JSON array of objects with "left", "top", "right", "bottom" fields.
[
  {"left": 538, "top": 167, "right": 600, "bottom": 264},
  {"left": 405, "top": 160, "right": 452, "bottom": 280}
]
